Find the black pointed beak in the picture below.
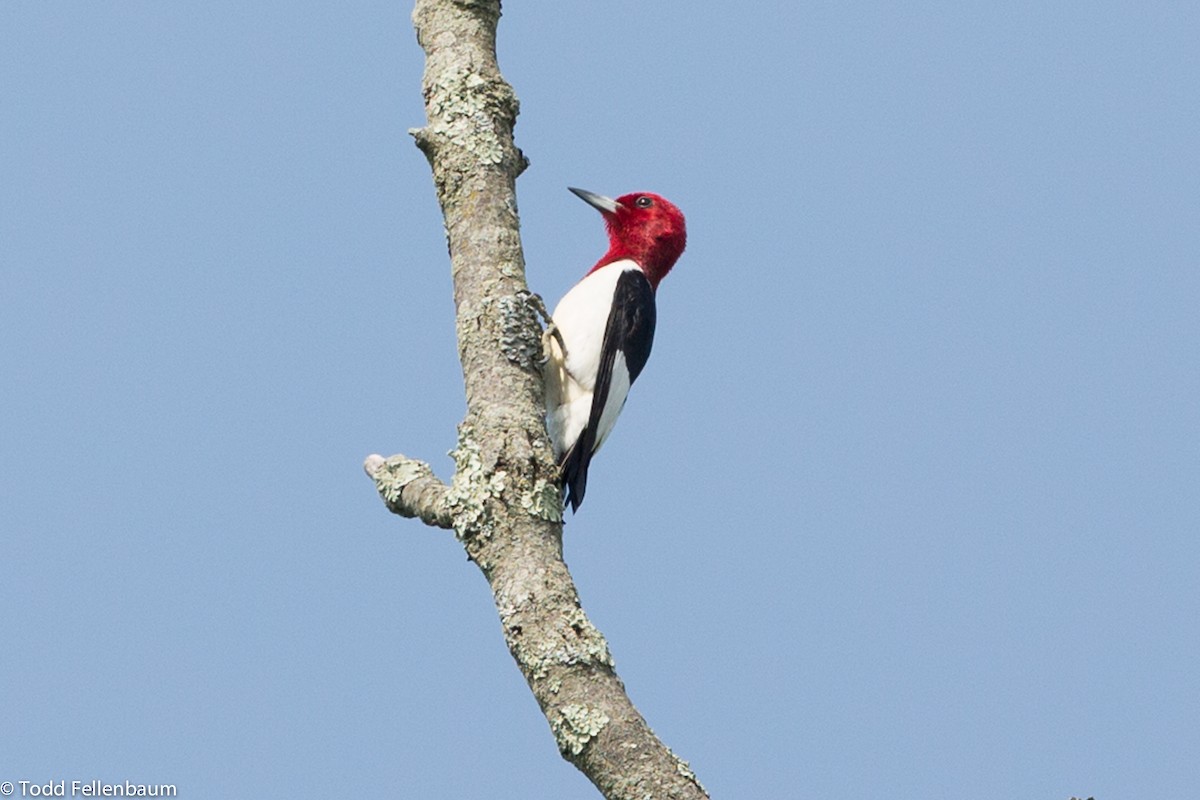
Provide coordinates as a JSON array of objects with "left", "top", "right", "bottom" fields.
[{"left": 568, "top": 187, "right": 623, "bottom": 215}]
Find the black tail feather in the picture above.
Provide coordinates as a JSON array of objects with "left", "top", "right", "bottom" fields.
[{"left": 559, "top": 435, "right": 594, "bottom": 513}]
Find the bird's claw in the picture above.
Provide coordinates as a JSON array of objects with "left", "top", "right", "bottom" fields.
[
  {"left": 540, "top": 321, "right": 566, "bottom": 364},
  {"left": 523, "top": 290, "right": 566, "bottom": 363},
  {"left": 522, "top": 290, "right": 553, "bottom": 325}
]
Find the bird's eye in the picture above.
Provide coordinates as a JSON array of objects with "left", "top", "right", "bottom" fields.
[{"left": 634, "top": 196, "right": 653, "bottom": 209}]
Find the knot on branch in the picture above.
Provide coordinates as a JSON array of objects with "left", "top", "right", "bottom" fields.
[{"left": 410, "top": 126, "right": 439, "bottom": 164}]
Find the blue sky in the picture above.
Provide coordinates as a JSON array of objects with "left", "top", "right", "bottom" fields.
[{"left": 3, "top": 2, "right": 1197, "bottom": 798}]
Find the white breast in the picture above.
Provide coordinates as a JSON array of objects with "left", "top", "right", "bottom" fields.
[{"left": 544, "top": 259, "right": 641, "bottom": 457}]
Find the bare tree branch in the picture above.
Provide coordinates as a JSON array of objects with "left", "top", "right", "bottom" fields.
[{"left": 365, "top": 2, "right": 709, "bottom": 797}]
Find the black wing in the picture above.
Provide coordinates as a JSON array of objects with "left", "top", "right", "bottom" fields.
[{"left": 561, "top": 268, "right": 657, "bottom": 512}]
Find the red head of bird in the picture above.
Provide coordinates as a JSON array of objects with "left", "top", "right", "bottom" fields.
[{"left": 569, "top": 187, "right": 687, "bottom": 291}]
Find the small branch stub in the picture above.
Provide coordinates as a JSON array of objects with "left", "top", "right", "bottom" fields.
[{"left": 364, "top": 453, "right": 453, "bottom": 529}]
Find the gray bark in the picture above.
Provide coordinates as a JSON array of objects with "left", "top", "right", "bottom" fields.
[{"left": 362, "top": 1, "right": 710, "bottom": 798}]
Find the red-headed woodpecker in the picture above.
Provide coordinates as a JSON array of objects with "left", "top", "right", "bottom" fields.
[{"left": 544, "top": 187, "right": 687, "bottom": 512}]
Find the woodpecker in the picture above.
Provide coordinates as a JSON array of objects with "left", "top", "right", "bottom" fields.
[{"left": 543, "top": 187, "right": 688, "bottom": 512}]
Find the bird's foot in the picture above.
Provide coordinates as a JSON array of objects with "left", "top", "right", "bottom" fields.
[
  {"left": 540, "top": 322, "right": 566, "bottom": 364},
  {"left": 523, "top": 290, "right": 554, "bottom": 327},
  {"left": 523, "top": 290, "right": 566, "bottom": 363}
]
